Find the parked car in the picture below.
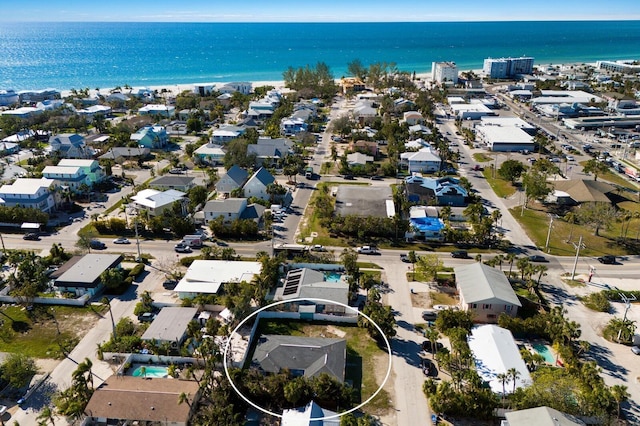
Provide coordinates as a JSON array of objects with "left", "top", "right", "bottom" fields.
[
  {"left": 113, "top": 237, "right": 131, "bottom": 244},
  {"left": 421, "top": 358, "right": 438, "bottom": 377},
  {"left": 163, "top": 279, "right": 178, "bottom": 289},
  {"left": 565, "top": 155, "right": 575, "bottom": 161},
  {"left": 632, "top": 346, "right": 640, "bottom": 355},
  {"left": 472, "top": 164, "right": 484, "bottom": 171},
  {"left": 174, "top": 243, "right": 192, "bottom": 253},
  {"left": 310, "top": 244, "right": 326, "bottom": 252},
  {"left": 597, "top": 255, "right": 616, "bottom": 264},
  {"left": 422, "top": 310, "right": 438, "bottom": 321},
  {"left": 168, "top": 168, "right": 184, "bottom": 174},
  {"left": 356, "top": 245, "right": 378, "bottom": 255},
  {"left": 23, "top": 233, "right": 40, "bottom": 241},
  {"left": 528, "top": 255, "right": 547, "bottom": 262},
  {"left": 138, "top": 312, "right": 156, "bottom": 323},
  {"left": 89, "top": 240, "right": 106, "bottom": 250},
  {"left": 451, "top": 250, "right": 468, "bottom": 259},
  {"left": 344, "top": 174, "right": 355, "bottom": 180},
  {"left": 400, "top": 253, "right": 411, "bottom": 263},
  {"left": 370, "top": 175, "right": 383, "bottom": 180}
]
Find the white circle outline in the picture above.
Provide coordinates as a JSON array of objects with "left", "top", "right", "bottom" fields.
[{"left": 223, "top": 297, "right": 393, "bottom": 421}]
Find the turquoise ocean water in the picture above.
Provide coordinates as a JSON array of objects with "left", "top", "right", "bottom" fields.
[{"left": 1, "top": 21, "right": 639, "bottom": 91}]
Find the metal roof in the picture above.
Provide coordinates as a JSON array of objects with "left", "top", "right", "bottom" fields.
[
  {"left": 141, "top": 307, "right": 198, "bottom": 343},
  {"left": 54, "top": 254, "right": 123, "bottom": 287},
  {"left": 455, "top": 262, "right": 521, "bottom": 306}
]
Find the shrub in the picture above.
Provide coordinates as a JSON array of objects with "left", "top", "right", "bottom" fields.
[
  {"left": 179, "top": 256, "right": 199, "bottom": 267},
  {"left": 581, "top": 292, "right": 611, "bottom": 312},
  {"left": 128, "top": 264, "right": 145, "bottom": 278}
]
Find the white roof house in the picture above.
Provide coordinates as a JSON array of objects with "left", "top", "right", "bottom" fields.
[
  {"left": 504, "top": 406, "right": 586, "bottom": 426},
  {"left": 130, "top": 189, "right": 186, "bottom": 217},
  {"left": 174, "top": 260, "right": 262, "bottom": 298},
  {"left": 455, "top": 262, "right": 521, "bottom": 323},
  {"left": 468, "top": 325, "right": 531, "bottom": 394},
  {"left": 0, "top": 177, "right": 55, "bottom": 212},
  {"left": 400, "top": 147, "right": 442, "bottom": 173},
  {"left": 138, "top": 104, "right": 175, "bottom": 117},
  {"left": 281, "top": 401, "right": 340, "bottom": 425},
  {"left": 346, "top": 152, "right": 374, "bottom": 166}
]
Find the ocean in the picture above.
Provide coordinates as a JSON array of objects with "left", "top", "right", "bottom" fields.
[{"left": 1, "top": 21, "right": 639, "bottom": 91}]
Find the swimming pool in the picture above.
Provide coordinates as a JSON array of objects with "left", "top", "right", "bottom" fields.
[
  {"left": 131, "top": 365, "right": 169, "bottom": 378},
  {"left": 324, "top": 272, "right": 343, "bottom": 283},
  {"left": 532, "top": 343, "right": 555, "bottom": 364}
]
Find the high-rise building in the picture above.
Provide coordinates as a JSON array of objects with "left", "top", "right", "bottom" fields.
[
  {"left": 431, "top": 62, "right": 459, "bottom": 84},
  {"left": 483, "top": 57, "right": 534, "bottom": 79}
]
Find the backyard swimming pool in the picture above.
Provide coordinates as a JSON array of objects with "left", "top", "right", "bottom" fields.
[
  {"left": 324, "top": 272, "right": 343, "bottom": 283},
  {"left": 130, "top": 365, "right": 169, "bottom": 378},
  {"left": 532, "top": 343, "right": 555, "bottom": 364}
]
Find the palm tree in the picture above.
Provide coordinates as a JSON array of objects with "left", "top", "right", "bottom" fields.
[
  {"left": 517, "top": 257, "right": 530, "bottom": 280},
  {"left": 36, "top": 406, "right": 56, "bottom": 425},
  {"left": 497, "top": 372, "right": 508, "bottom": 402},
  {"left": 610, "top": 384, "right": 630, "bottom": 419},
  {"left": 507, "top": 367, "right": 520, "bottom": 394},
  {"left": 424, "top": 327, "right": 440, "bottom": 359},
  {"left": 505, "top": 253, "right": 517, "bottom": 278},
  {"left": 101, "top": 296, "right": 116, "bottom": 339}
]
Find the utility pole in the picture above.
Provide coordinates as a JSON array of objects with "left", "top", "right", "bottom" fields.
[
  {"left": 134, "top": 217, "right": 142, "bottom": 262},
  {"left": 570, "top": 235, "right": 585, "bottom": 280},
  {"left": 544, "top": 214, "right": 554, "bottom": 253}
]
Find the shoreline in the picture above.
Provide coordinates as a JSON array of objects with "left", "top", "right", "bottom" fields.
[{"left": 40, "top": 62, "right": 596, "bottom": 99}]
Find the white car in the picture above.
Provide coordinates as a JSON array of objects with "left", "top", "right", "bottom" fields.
[
  {"left": 565, "top": 155, "right": 575, "bottom": 161},
  {"left": 113, "top": 237, "right": 131, "bottom": 244},
  {"left": 310, "top": 244, "right": 326, "bottom": 252},
  {"left": 356, "top": 245, "right": 378, "bottom": 255}
]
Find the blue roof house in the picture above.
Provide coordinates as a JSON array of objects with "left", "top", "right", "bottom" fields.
[
  {"left": 130, "top": 125, "right": 168, "bottom": 149},
  {"left": 405, "top": 175, "right": 468, "bottom": 207}
]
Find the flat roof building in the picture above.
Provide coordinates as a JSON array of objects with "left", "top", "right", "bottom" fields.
[
  {"left": 174, "top": 260, "right": 262, "bottom": 298},
  {"left": 476, "top": 125, "right": 534, "bottom": 152},
  {"left": 432, "top": 61, "right": 459, "bottom": 84}
]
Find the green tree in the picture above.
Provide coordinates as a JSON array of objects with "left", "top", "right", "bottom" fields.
[
  {"left": 498, "top": 159, "right": 526, "bottom": 183},
  {"left": 576, "top": 202, "right": 617, "bottom": 236},
  {"left": 36, "top": 405, "right": 56, "bottom": 426},
  {"left": 582, "top": 158, "right": 609, "bottom": 181},
  {"left": 415, "top": 253, "right": 442, "bottom": 282},
  {"left": 347, "top": 59, "right": 368, "bottom": 80},
  {"left": 522, "top": 169, "right": 552, "bottom": 206},
  {"left": 610, "top": 384, "right": 630, "bottom": 419},
  {"left": 100, "top": 267, "right": 126, "bottom": 292},
  {"left": 0, "top": 353, "right": 39, "bottom": 390}
]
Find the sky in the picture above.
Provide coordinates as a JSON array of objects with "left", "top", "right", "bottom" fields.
[{"left": 1, "top": 0, "right": 640, "bottom": 22}]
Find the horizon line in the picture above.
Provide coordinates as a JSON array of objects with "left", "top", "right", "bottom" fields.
[{"left": 2, "top": 18, "right": 640, "bottom": 24}]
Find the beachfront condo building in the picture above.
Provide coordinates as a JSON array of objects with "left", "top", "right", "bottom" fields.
[
  {"left": 483, "top": 56, "right": 534, "bottom": 79},
  {"left": 431, "top": 62, "right": 459, "bottom": 84}
]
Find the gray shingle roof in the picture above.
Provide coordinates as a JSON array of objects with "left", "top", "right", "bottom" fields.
[
  {"left": 141, "top": 307, "right": 198, "bottom": 343},
  {"left": 225, "top": 165, "right": 249, "bottom": 185},
  {"left": 455, "top": 262, "right": 521, "bottom": 306},
  {"left": 203, "top": 198, "right": 246, "bottom": 214},
  {"left": 252, "top": 335, "right": 346, "bottom": 382},
  {"left": 149, "top": 175, "right": 195, "bottom": 187},
  {"left": 249, "top": 166, "right": 275, "bottom": 186}
]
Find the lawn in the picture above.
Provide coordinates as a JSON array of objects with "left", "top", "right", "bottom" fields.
[
  {"left": 509, "top": 204, "right": 640, "bottom": 256},
  {"left": 0, "top": 304, "right": 106, "bottom": 358},
  {"left": 253, "top": 319, "right": 393, "bottom": 415},
  {"left": 472, "top": 153, "right": 493, "bottom": 163},
  {"left": 482, "top": 169, "right": 517, "bottom": 198}
]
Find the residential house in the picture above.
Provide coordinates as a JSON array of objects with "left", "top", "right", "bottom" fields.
[
  {"left": 340, "top": 77, "right": 366, "bottom": 94},
  {"left": 105, "top": 92, "right": 130, "bottom": 106},
  {"left": 18, "top": 89, "right": 60, "bottom": 103},
  {"left": 42, "top": 165, "right": 88, "bottom": 192},
  {"left": 53, "top": 254, "right": 124, "bottom": 297},
  {"left": 400, "top": 147, "right": 442, "bottom": 174},
  {"left": 141, "top": 307, "right": 198, "bottom": 350},
  {"left": 455, "top": 262, "right": 521, "bottom": 323},
  {"left": 0, "top": 178, "right": 55, "bottom": 213},
  {"left": 405, "top": 175, "right": 468, "bottom": 206},
  {"left": 247, "top": 137, "right": 293, "bottom": 166},
  {"left": 403, "top": 111, "right": 425, "bottom": 126},
  {"left": 404, "top": 138, "right": 431, "bottom": 150},
  {"left": 408, "top": 124, "right": 432, "bottom": 136},
  {"left": 0, "top": 106, "right": 43, "bottom": 119},
  {"left": 130, "top": 125, "right": 168, "bottom": 149},
  {"left": 57, "top": 159, "right": 105, "bottom": 185},
  {"left": 49, "top": 133, "right": 93, "bottom": 159},
  {"left": 98, "top": 147, "right": 151, "bottom": 162},
  {"left": 173, "top": 260, "right": 262, "bottom": 299},
  {"left": 149, "top": 175, "right": 196, "bottom": 192},
  {"left": 138, "top": 104, "right": 175, "bottom": 117},
  {"left": 211, "top": 125, "right": 246, "bottom": 144},
  {"left": 280, "top": 117, "right": 308, "bottom": 136},
  {"left": 77, "top": 104, "right": 112, "bottom": 121},
  {"left": 0, "top": 142, "right": 19, "bottom": 155},
  {"left": 216, "top": 165, "right": 249, "bottom": 194},
  {"left": 503, "top": 406, "right": 586, "bottom": 426},
  {"left": 349, "top": 140, "right": 379, "bottom": 156},
  {"left": 202, "top": 198, "right": 265, "bottom": 225},
  {"left": 468, "top": 325, "right": 531, "bottom": 394},
  {"left": 407, "top": 209, "right": 445, "bottom": 242},
  {"left": 83, "top": 376, "right": 199, "bottom": 426},
  {"left": 352, "top": 101, "right": 377, "bottom": 124},
  {"left": 217, "top": 81, "right": 252, "bottom": 95},
  {"left": 193, "top": 84, "right": 215, "bottom": 96},
  {"left": 252, "top": 335, "right": 346, "bottom": 382},
  {"left": 0, "top": 89, "right": 19, "bottom": 106},
  {"left": 281, "top": 401, "right": 340, "bottom": 426},
  {"left": 273, "top": 268, "right": 349, "bottom": 314},
  {"left": 243, "top": 167, "right": 275, "bottom": 201},
  {"left": 130, "top": 188, "right": 187, "bottom": 217},
  {"left": 346, "top": 152, "right": 374, "bottom": 166}
]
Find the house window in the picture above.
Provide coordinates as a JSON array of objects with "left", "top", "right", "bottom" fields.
[
  {"left": 505, "top": 305, "right": 512, "bottom": 312},
  {"left": 471, "top": 303, "right": 477, "bottom": 309},
  {"left": 482, "top": 304, "right": 491, "bottom": 310}
]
